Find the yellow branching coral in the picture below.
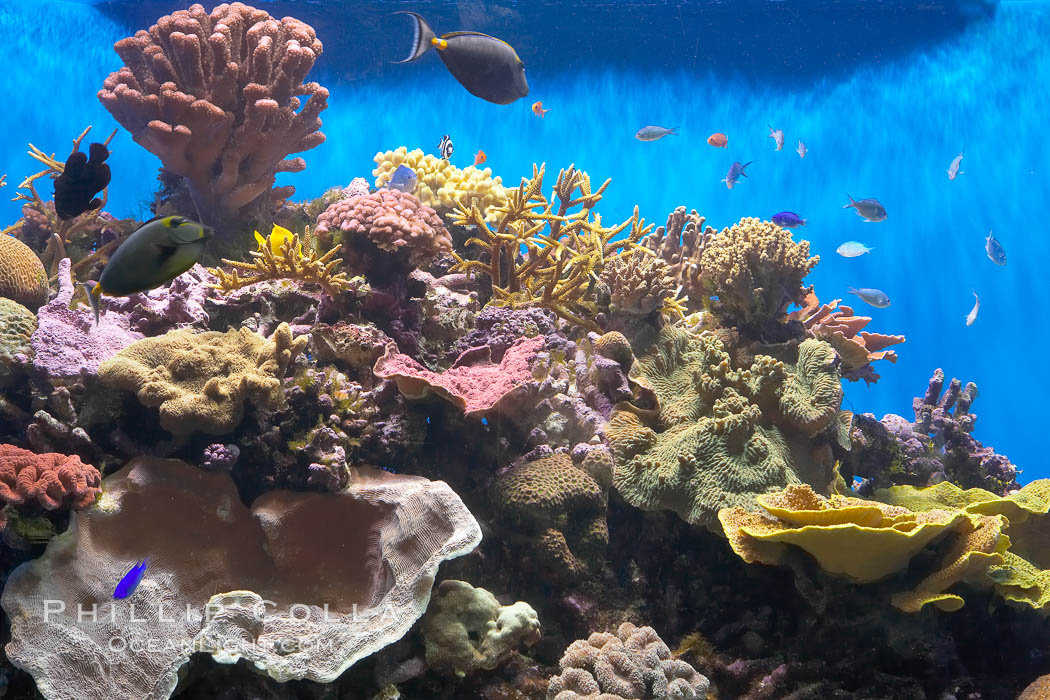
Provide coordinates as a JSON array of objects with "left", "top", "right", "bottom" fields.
[
  {"left": 208, "top": 224, "right": 360, "bottom": 297},
  {"left": 373, "top": 146, "right": 508, "bottom": 221},
  {"left": 450, "top": 163, "right": 652, "bottom": 330}
]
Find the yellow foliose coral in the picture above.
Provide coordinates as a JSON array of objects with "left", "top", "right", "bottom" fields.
[{"left": 373, "top": 147, "right": 508, "bottom": 222}]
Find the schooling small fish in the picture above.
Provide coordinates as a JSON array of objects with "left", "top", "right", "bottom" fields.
[
  {"left": 843, "top": 194, "right": 887, "bottom": 222},
  {"left": 797, "top": 140, "right": 807, "bottom": 158},
  {"left": 836, "top": 241, "right": 873, "bottom": 258},
  {"left": 947, "top": 153, "right": 964, "bottom": 180},
  {"left": 474, "top": 150, "right": 487, "bottom": 167},
  {"left": 985, "top": 230, "right": 1006, "bottom": 265},
  {"left": 847, "top": 287, "right": 891, "bottom": 308},
  {"left": 395, "top": 12, "right": 528, "bottom": 105},
  {"left": 635, "top": 125, "right": 677, "bottom": 142},
  {"left": 772, "top": 211, "right": 806, "bottom": 228},
  {"left": 54, "top": 142, "right": 111, "bottom": 220},
  {"left": 965, "top": 290, "right": 980, "bottom": 326},
  {"left": 85, "top": 215, "right": 212, "bottom": 324},
  {"left": 254, "top": 223, "right": 301, "bottom": 257},
  {"left": 438, "top": 134, "right": 454, "bottom": 160},
  {"left": 723, "top": 161, "right": 752, "bottom": 189},
  {"left": 707, "top": 132, "right": 728, "bottom": 148},
  {"left": 113, "top": 559, "right": 148, "bottom": 599},
  {"left": 768, "top": 125, "right": 784, "bottom": 151},
  {"left": 387, "top": 164, "right": 418, "bottom": 193},
  {"left": 531, "top": 101, "right": 550, "bottom": 118}
]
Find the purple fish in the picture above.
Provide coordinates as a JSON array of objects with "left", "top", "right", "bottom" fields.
[
  {"left": 723, "top": 161, "right": 752, "bottom": 189},
  {"left": 113, "top": 559, "right": 148, "bottom": 599},
  {"left": 772, "top": 211, "right": 806, "bottom": 228}
]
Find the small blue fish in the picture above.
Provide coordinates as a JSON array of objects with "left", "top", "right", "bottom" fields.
[
  {"left": 113, "top": 559, "right": 148, "bottom": 599},
  {"left": 985, "top": 230, "right": 1006, "bottom": 266},
  {"left": 836, "top": 241, "right": 873, "bottom": 258},
  {"left": 481, "top": 417, "right": 488, "bottom": 425},
  {"left": 843, "top": 194, "right": 887, "bottom": 222},
  {"left": 847, "top": 287, "right": 891, "bottom": 308},
  {"left": 387, "top": 165, "right": 418, "bottom": 193},
  {"left": 772, "top": 211, "right": 806, "bottom": 228},
  {"left": 723, "top": 161, "right": 752, "bottom": 190},
  {"left": 635, "top": 125, "right": 677, "bottom": 142}
]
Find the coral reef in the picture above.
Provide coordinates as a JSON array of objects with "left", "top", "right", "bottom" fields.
[
  {"left": 98, "top": 322, "right": 306, "bottom": 435},
  {"left": 0, "top": 297, "right": 35, "bottom": 388},
  {"left": 844, "top": 368, "right": 1019, "bottom": 495},
  {"left": 373, "top": 146, "right": 508, "bottom": 221},
  {"left": 453, "top": 305, "right": 557, "bottom": 361},
  {"left": 607, "top": 326, "right": 842, "bottom": 531},
  {"left": 0, "top": 444, "right": 101, "bottom": 510},
  {"left": 546, "top": 622, "right": 710, "bottom": 699},
  {"left": 97, "top": 2, "right": 328, "bottom": 227},
  {"left": 1, "top": 458, "right": 481, "bottom": 699},
  {"left": 0, "top": 231, "right": 49, "bottom": 309},
  {"left": 421, "top": 579, "right": 541, "bottom": 676},
  {"left": 597, "top": 248, "right": 678, "bottom": 317},
  {"left": 640, "top": 206, "right": 717, "bottom": 311}
]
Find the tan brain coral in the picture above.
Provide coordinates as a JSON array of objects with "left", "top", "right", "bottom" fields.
[
  {"left": 0, "top": 233, "right": 48, "bottom": 309},
  {"left": 98, "top": 322, "right": 306, "bottom": 435}
]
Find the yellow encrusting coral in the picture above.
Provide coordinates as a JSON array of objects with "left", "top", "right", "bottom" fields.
[
  {"left": 373, "top": 146, "right": 508, "bottom": 221},
  {"left": 450, "top": 163, "right": 652, "bottom": 330}
]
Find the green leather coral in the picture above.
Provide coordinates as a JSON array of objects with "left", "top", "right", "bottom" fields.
[{"left": 607, "top": 326, "right": 842, "bottom": 532}]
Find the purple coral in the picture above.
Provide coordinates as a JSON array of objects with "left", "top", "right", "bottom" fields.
[{"left": 453, "top": 306, "right": 558, "bottom": 361}]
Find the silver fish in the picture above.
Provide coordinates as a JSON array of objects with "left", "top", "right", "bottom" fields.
[
  {"left": 847, "top": 286, "right": 891, "bottom": 308},
  {"left": 635, "top": 125, "right": 677, "bottom": 142},
  {"left": 796, "top": 140, "right": 807, "bottom": 158},
  {"left": 947, "top": 153, "right": 964, "bottom": 180},
  {"left": 843, "top": 194, "right": 887, "bottom": 222},
  {"left": 836, "top": 241, "right": 873, "bottom": 258},
  {"left": 965, "top": 290, "right": 980, "bottom": 326},
  {"left": 438, "top": 134, "right": 454, "bottom": 160},
  {"left": 985, "top": 230, "right": 1006, "bottom": 265},
  {"left": 768, "top": 125, "right": 784, "bottom": 151},
  {"left": 723, "top": 160, "right": 752, "bottom": 189}
]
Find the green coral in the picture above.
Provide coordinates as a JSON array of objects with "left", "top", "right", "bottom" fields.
[
  {"left": 0, "top": 297, "right": 35, "bottom": 388},
  {"left": 607, "top": 326, "right": 842, "bottom": 532}
]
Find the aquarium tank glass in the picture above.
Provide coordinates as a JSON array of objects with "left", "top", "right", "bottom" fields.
[{"left": 0, "top": 0, "right": 1047, "bottom": 698}]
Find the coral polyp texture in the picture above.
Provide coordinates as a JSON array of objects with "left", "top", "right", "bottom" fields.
[
  {"left": 640, "top": 206, "right": 717, "bottom": 310},
  {"left": 0, "top": 297, "right": 35, "bottom": 387},
  {"left": 0, "top": 231, "right": 49, "bottom": 309},
  {"left": 97, "top": 2, "right": 328, "bottom": 225},
  {"left": 98, "top": 322, "right": 307, "bottom": 435},
  {"left": 1, "top": 458, "right": 481, "bottom": 700},
  {"left": 0, "top": 444, "right": 101, "bottom": 510},
  {"left": 373, "top": 146, "right": 508, "bottom": 220},
  {"left": 546, "top": 622, "right": 710, "bottom": 700},
  {"left": 607, "top": 325, "right": 842, "bottom": 531}
]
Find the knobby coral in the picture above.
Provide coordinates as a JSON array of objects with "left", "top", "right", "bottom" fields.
[
  {"left": 0, "top": 444, "right": 101, "bottom": 511},
  {"left": 373, "top": 146, "right": 508, "bottom": 221},
  {"left": 597, "top": 248, "right": 678, "bottom": 317},
  {"left": 640, "top": 206, "right": 717, "bottom": 311},
  {"left": 98, "top": 2, "right": 328, "bottom": 225}
]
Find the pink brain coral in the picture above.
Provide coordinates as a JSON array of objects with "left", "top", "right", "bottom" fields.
[
  {"left": 0, "top": 444, "right": 102, "bottom": 511},
  {"left": 316, "top": 190, "right": 451, "bottom": 268}
]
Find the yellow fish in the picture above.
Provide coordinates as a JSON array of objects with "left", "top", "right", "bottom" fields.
[{"left": 254, "top": 224, "right": 301, "bottom": 258}]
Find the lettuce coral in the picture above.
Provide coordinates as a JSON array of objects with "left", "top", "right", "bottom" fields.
[
  {"left": 0, "top": 444, "right": 102, "bottom": 511},
  {"left": 607, "top": 326, "right": 842, "bottom": 532},
  {"left": 373, "top": 146, "right": 507, "bottom": 221}
]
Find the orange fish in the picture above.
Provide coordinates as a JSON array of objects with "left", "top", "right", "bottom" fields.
[
  {"left": 474, "top": 149, "right": 487, "bottom": 167},
  {"left": 707, "top": 132, "right": 728, "bottom": 148},
  {"left": 532, "top": 101, "right": 550, "bottom": 118}
]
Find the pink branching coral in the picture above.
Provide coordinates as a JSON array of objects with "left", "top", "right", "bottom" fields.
[
  {"left": 315, "top": 190, "right": 452, "bottom": 270},
  {"left": 373, "top": 335, "right": 543, "bottom": 416},
  {"left": 0, "top": 444, "right": 102, "bottom": 510},
  {"left": 97, "top": 2, "right": 328, "bottom": 225}
]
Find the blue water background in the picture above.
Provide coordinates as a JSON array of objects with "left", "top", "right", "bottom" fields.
[{"left": 0, "top": 1, "right": 1044, "bottom": 479}]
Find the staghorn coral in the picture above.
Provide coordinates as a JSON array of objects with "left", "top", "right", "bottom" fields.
[
  {"left": 607, "top": 326, "right": 842, "bottom": 532},
  {"left": 0, "top": 232, "right": 49, "bottom": 309},
  {"left": 373, "top": 146, "right": 508, "bottom": 221},
  {"left": 1, "top": 458, "right": 481, "bottom": 700},
  {"left": 640, "top": 206, "right": 717, "bottom": 310},
  {"left": 315, "top": 189, "right": 452, "bottom": 272},
  {"left": 491, "top": 450, "right": 612, "bottom": 582},
  {"left": 451, "top": 163, "right": 652, "bottom": 330},
  {"left": 421, "top": 579, "right": 541, "bottom": 676},
  {"left": 98, "top": 322, "right": 306, "bottom": 435},
  {"left": 788, "top": 290, "right": 905, "bottom": 384},
  {"left": 698, "top": 217, "right": 818, "bottom": 338},
  {"left": 719, "top": 484, "right": 1007, "bottom": 613},
  {"left": 546, "top": 622, "right": 710, "bottom": 700},
  {"left": 0, "top": 298, "right": 35, "bottom": 388},
  {"left": 97, "top": 3, "right": 328, "bottom": 227},
  {"left": 844, "top": 368, "right": 1019, "bottom": 495},
  {"left": 0, "top": 444, "right": 101, "bottom": 511}
]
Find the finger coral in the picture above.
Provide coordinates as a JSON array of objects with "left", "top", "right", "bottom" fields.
[
  {"left": 0, "top": 444, "right": 101, "bottom": 510},
  {"left": 97, "top": 3, "right": 328, "bottom": 227},
  {"left": 640, "top": 206, "right": 717, "bottom": 310},
  {"left": 98, "top": 322, "right": 306, "bottom": 435},
  {"left": 373, "top": 146, "right": 508, "bottom": 221},
  {"left": 546, "top": 622, "right": 710, "bottom": 700},
  {"left": 698, "top": 217, "right": 818, "bottom": 338},
  {"left": 608, "top": 326, "right": 842, "bottom": 531},
  {"left": 597, "top": 248, "right": 677, "bottom": 317},
  {"left": 0, "top": 232, "right": 49, "bottom": 309}
]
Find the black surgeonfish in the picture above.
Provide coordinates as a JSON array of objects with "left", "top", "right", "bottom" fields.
[
  {"left": 54, "top": 142, "right": 111, "bottom": 220},
  {"left": 395, "top": 12, "right": 529, "bottom": 105}
]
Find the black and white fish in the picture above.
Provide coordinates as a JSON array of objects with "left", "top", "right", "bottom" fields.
[{"left": 438, "top": 134, "right": 454, "bottom": 160}]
